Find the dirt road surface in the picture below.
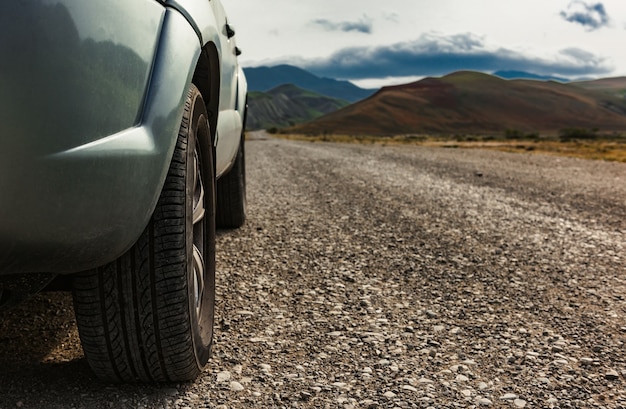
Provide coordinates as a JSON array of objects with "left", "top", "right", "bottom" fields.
[{"left": 1, "top": 132, "right": 625, "bottom": 408}]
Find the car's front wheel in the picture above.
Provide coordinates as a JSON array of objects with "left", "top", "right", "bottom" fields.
[{"left": 72, "top": 84, "right": 215, "bottom": 383}]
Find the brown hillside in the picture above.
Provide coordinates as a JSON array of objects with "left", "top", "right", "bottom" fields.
[
  {"left": 573, "top": 76, "right": 626, "bottom": 90},
  {"left": 290, "top": 71, "right": 626, "bottom": 136},
  {"left": 573, "top": 76, "right": 626, "bottom": 98}
]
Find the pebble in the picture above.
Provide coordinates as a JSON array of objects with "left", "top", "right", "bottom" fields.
[
  {"left": 477, "top": 397, "right": 492, "bottom": 406},
  {"left": 360, "top": 400, "right": 377, "bottom": 408},
  {"left": 383, "top": 391, "right": 397, "bottom": 398},
  {"left": 229, "top": 382, "right": 244, "bottom": 392},
  {"left": 606, "top": 369, "right": 620, "bottom": 380},
  {"left": 514, "top": 399, "right": 527, "bottom": 408},
  {"left": 500, "top": 393, "right": 517, "bottom": 400},
  {"left": 163, "top": 388, "right": 179, "bottom": 396},
  {"left": 217, "top": 371, "right": 231, "bottom": 382}
]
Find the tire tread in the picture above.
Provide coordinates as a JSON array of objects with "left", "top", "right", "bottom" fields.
[{"left": 73, "top": 85, "right": 212, "bottom": 383}]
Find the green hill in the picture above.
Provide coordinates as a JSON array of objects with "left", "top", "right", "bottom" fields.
[{"left": 247, "top": 84, "right": 350, "bottom": 130}]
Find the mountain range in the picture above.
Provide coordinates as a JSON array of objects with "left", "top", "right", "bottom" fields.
[
  {"left": 244, "top": 64, "right": 374, "bottom": 130},
  {"left": 244, "top": 64, "right": 626, "bottom": 135},
  {"left": 244, "top": 64, "right": 375, "bottom": 102},
  {"left": 289, "top": 71, "right": 626, "bottom": 136}
]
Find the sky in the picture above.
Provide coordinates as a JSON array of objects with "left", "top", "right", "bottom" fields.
[{"left": 225, "top": 0, "right": 626, "bottom": 88}]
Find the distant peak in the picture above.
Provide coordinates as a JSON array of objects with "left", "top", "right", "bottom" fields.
[
  {"left": 493, "top": 70, "right": 568, "bottom": 82},
  {"left": 443, "top": 71, "right": 502, "bottom": 81}
]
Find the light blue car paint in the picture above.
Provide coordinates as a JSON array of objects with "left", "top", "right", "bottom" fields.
[{"left": 0, "top": 1, "right": 233, "bottom": 275}]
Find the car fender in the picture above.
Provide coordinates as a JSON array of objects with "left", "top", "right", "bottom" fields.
[
  {"left": 214, "top": 65, "right": 247, "bottom": 177},
  {"left": 162, "top": 0, "right": 223, "bottom": 53},
  {"left": 0, "top": 7, "right": 205, "bottom": 274},
  {"left": 237, "top": 65, "right": 248, "bottom": 122}
]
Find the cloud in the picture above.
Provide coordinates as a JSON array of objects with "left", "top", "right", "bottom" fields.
[
  {"left": 299, "top": 33, "right": 612, "bottom": 80},
  {"left": 383, "top": 12, "right": 400, "bottom": 23},
  {"left": 313, "top": 16, "right": 373, "bottom": 34},
  {"left": 560, "top": 1, "right": 609, "bottom": 30}
]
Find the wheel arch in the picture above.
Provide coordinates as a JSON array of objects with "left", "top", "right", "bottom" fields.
[{"left": 192, "top": 42, "right": 221, "bottom": 148}]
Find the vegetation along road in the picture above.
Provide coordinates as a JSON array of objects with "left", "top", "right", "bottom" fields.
[{"left": 1, "top": 131, "right": 626, "bottom": 408}]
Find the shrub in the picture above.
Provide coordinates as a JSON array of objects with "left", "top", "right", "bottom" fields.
[
  {"left": 559, "top": 127, "right": 597, "bottom": 141},
  {"left": 505, "top": 129, "right": 524, "bottom": 139},
  {"left": 505, "top": 129, "right": 540, "bottom": 140}
]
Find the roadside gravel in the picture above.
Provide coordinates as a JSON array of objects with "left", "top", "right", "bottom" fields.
[{"left": 1, "top": 132, "right": 625, "bottom": 408}]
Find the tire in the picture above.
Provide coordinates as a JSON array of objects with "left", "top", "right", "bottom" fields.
[
  {"left": 216, "top": 133, "right": 246, "bottom": 228},
  {"left": 72, "top": 84, "right": 216, "bottom": 383}
]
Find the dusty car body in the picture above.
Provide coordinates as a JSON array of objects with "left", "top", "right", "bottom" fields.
[{"left": 0, "top": 0, "right": 247, "bottom": 382}]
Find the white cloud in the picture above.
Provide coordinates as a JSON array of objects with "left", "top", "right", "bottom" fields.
[
  {"left": 560, "top": 1, "right": 610, "bottom": 30},
  {"left": 226, "top": 0, "right": 626, "bottom": 81}
]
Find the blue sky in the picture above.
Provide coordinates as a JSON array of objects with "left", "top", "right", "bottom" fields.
[{"left": 226, "top": 0, "right": 626, "bottom": 87}]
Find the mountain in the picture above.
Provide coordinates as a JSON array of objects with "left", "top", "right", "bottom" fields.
[
  {"left": 289, "top": 71, "right": 626, "bottom": 136},
  {"left": 493, "top": 70, "right": 568, "bottom": 82},
  {"left": 247, "top": 84, "right": 350, "bottom": 130},
  {"left": 572, "top": 77, "right": 626, "bottom": 99},
  {"left": 244, "top": 64, "right": 375, "bottom": 103}
]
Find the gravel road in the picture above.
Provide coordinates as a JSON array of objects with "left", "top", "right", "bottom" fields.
[{"left": 1, "top": 132, "right": 626, "bottom": 408}]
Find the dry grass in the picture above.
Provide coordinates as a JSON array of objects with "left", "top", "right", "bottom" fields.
[
  {"left": 456, "top": 139, "right": 626, "bottom": 163},
  {"left": 274, "top": 133, "right": 626, "bottom": 163}
]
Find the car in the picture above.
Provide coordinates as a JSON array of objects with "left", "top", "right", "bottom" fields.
[{"left": 0, "top": 0, "right": 247, "bottom": 383}]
